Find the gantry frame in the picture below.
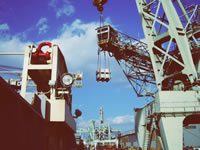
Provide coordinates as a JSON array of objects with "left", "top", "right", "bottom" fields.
[{"left": 135, "top": 0, "right": 200, "bottom": 149}]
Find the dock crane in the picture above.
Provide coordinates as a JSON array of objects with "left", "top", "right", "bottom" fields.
[
  {"left": 93, "top": 0, "right": 200, "bottom": 149},
  {"left": 96, "top": 25, "right": 156, "bottom": 97},
  {"left": 77, "top": 107, "right": 120, "bottom": 150}
]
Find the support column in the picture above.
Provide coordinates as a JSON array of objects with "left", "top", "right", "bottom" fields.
[
  {"left": 20, "top": 46, "right": 30, "bottom": 98},
  {"left": 158, "top": 116, "right": 184, "bottom": 150}
]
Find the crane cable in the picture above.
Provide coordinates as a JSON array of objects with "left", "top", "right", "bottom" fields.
[
  {"left": 100, "top": 11, "right": 104, "bottom": 27},
  {"left": 95, "top": 0, "right": 111, "bottom": 80},
  {"left": 100, "top": 9, "right": 110, "bottom": 71},
  {"left": 0, "top": 64, "right": 22, "bottom": 77},
  {"left": 97, "top": 9, "right": 104, "bottom": 70},
  {"left": 97, "top": 47, "right": 101, "bottom": 71},
  {"left": 97, "top": 9, "right": 109, "bottom": 71},
  {"left": 97, "top": 9, "right": 104, "bottom": 71}
]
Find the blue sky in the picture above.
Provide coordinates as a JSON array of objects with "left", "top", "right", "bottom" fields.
[{"left": 0, "top": 0, "right": 149, "bottom": 132}]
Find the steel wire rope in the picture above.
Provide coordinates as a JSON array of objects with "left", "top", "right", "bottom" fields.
[
  {"left": 97, "top": 10, "right": 104, "bottom": 70},
  {"left": 107, "top": 51, "right": 110, "bottom": 73},
  {"left": 97, "top": 47, "right": 102, "bottom": 71},
  {"left": 103, "top": 51, "right": 111, "bottom": 77},
  {"left": 97, "top": 9, "right": 106, "bottom": 78},
  {"left": 104, "top": 51, "right": 106, "bottom": 69},
  {"left": 0, "top": 64, "right": 22, "bottom": 77},
  {"left": 103, "top": 51, "right": 109, "bottom": 69},
  {"left": 0, "top": 64, "right": 22, "bottom": 70},
  {"left": 99, "top": 11, "right": 104, "bottom": 27}
]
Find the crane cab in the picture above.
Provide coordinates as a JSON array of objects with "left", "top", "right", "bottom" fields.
[
  {"left": 96, "top": 68, "right": 111, "bottom": 82},
  {"left": 96, "top": 25, "right": 116, "bottom": 50},
  {"left": 96, "top": 25, "right": 114, "bottom": 82}
]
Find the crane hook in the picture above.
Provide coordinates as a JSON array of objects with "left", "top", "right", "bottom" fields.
[{"left": 93, "top": 0, "right": 108, "bottom": 12}]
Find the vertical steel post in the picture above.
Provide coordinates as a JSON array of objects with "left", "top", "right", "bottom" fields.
[{"left": 135, "top": 0, "right": 200, "bottom": 149}]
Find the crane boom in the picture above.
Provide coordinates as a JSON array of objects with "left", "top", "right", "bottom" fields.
[
  {"left": 94, "top": 0, "right": 200, "bottom": 96},
  {"left": 96, "top": 25, "right": 157, "bottom": 97},
  {"left": 93, "top": 1, "right": 200, "bottom": 149}
]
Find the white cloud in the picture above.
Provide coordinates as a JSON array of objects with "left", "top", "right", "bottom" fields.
[
  {"left": 0, "top": 36, "right": 31, "bottom": 73},
  {"left": 76, "top": 115, "right": 135, "bottom": 132},
  {"left": 0, "top": 36, "right": 28, "bottom": 52},
  {"left": 49, "top": 0, "right": 75, "bottom": 18},
  {"left": 104, "top": 17, "right": 112, "bottom": 25},
  {"left": 14, "top": 17, "right": 50, "bottom": 39},
  {"left": 76, "top": 117, "right": 98, "bottom": 129},
  {"left": 48, "top": 0, "right": 57, "bottom": 8},
  {"left": 36, "top": 17, "right": 48, "bottom": 27},
  {"left": 107, "top": 115, "right": 135, "bottom": 132},
  {"left": 36, "top": 17, "right": 48, "bottom": 35},
  {"left": 0, "top": 19, "right": 100, "bottom": 81},
  {"left": 0, "top": 18, "right": 128, "bottom": 85},
  {"left": 48, "top": 18, "right": 132, "bottom": 86},
  {"left": 38, "top": 24, "right": 48, "bottom": 34},
  {"left": 16, "top": 27, "right": 34, "bottom": 40},
  {"left": 56, "top": 4, "right": 74, "bottom": 18},
  {"left": 0, "top": 23, "right": 9, "bottom": 31},
  {"left": 51, "top": 19, "right": 98, "bottom": 72},
  {"left": 0, "top": 19, "right": 99, "bottom": 75},
  {"left": 0, "top": 23, "right": 10, "bottom": 40},
  {"left": 108, "top": 115, "right": 134, "bottom": 125}
]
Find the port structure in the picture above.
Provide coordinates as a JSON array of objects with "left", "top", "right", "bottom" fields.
[
  {"left": 96, "top": 25, "right": 156, "bottom": 97},
  {"left": 0, "top": 42, "right": 83, "bottom": 149},
  {"left": 135, "top": 1, "right": 200, "bottom": 149},
  {"left": 77, "top": 107, "right": 120, "bottom": 149},
  {"left": 95, "top": 0, "right": 200, "bottom": 149},
  {"left": 0, "top": 42, "right": 83, "bottom": 131}
]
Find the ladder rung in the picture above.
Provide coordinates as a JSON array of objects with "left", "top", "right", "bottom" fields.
[
  {"left": 146, "top": 26, "right": 152, "bottom": 29},
  {"left": 144, "top": 17, "right": 152, "bottom": 21}
]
